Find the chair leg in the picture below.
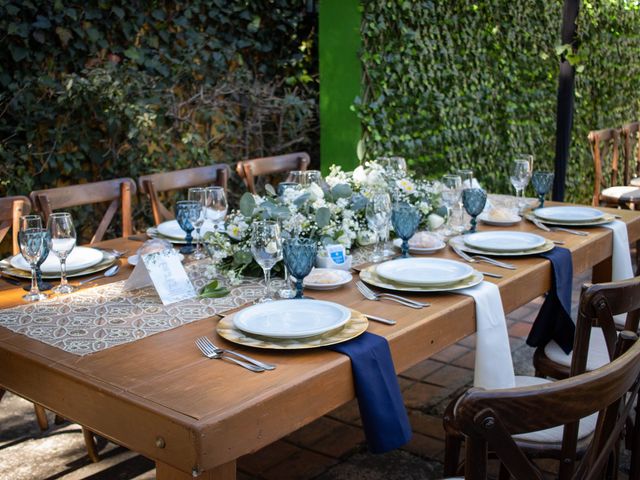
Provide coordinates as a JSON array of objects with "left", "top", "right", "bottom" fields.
[
  {"left": 54, "top": 414, "right": 65, "bottom": 425},
  {"left": 0, "top": 388, "right": 5, "bottom": 402},
  {"left": 33, "top": 404, "right": 49, "bottom": 431},
  {"left": 630, "top": 400, "right": 640, "bottom": 479},
  {"left": 444, "top": 433, "right": 463, "bottom": 476},
  {"left": 498, "top": 462, "right": 511, "bottom": 480},
  {"left": 83, "top": 428, "right": 100, "bottom": 463}
]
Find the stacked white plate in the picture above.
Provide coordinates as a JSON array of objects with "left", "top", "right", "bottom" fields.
[
  {"left": 530, "top": 206, "right": 613, "bottom": 227},
  {"left": 463, "top": 231, "right": 546, "bottom": 253},
  {"left": 232, "top": 300, "right": 352, "bottom": 339},
  {"left": 11, "top": 246, "right": 104, "bottom": 274},
  {"left": 156, "top": 219, "right": 219, "bottom": 240}
]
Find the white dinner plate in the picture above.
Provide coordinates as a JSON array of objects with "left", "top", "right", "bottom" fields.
[
  {"left": 478, "top": 212, "right": 522, "bottom": 226},
  {"left": 156, "top": 219, "right": 219, "bottom": 240},
  {"left": 233, "top": 299, "right": 351, "bottom": 339},
  {"left": 449, "top": 235, "right": 555, "bottom": 257},
  {"left": 360, "top": 267, "right": 484, "bottom": 293},
  {"left": 127, "top": 253, "right": 184, "bottom": 266},
  {"left": 10, "top": 246, "right": 104, "bottom": 273},
  {"left": 533, "top": 206, "right": 604, "bottom": 223},
  {"left": 375, "top": 258, "right": 474, "bottom": 287},
  {"left": 303, "top": 268, "right": 352, "bottom": 290},
  {"left": 463, "top": 231, "right": 546, "bottom": 253},
  {"left": 392, "top": 236, "right": 446, "bottom": 254}
]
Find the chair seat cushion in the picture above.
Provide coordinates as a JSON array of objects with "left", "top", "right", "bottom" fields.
[
  {"left": 511, "top": 376, "right": 598, "bottom": 444},
  {"left": 544, "top": 327, "right": 610, "bottom": 371},
  {"left": 601, "top": 185, "right": 640, "bottom": 199},
  {"left": 631, "top": 177, "right": 640, "bottom": 187}
]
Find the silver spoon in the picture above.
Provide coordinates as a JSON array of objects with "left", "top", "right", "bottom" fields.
[{"left": 78, "top": 265, "right": 120, "bottom": 285}]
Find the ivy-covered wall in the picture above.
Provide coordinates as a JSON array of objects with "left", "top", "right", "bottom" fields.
[
  {"left": 356, "top": 1, "right": 640, "bottom": 203},
  {"left": 0, "top": 1, "right": 317, "bottom": 203}
]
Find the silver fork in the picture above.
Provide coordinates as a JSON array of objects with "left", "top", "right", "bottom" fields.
[
  {"left": 195, "top": 338, "right": 265, "bottom": 372},
  {"left": 356, "top": 281, "right": 429, "bottom": 308},
  {"left": 451, "top": 246, "right": 516, "bottom": 270},
  {"left": 198, "top": 336, "right": 276, "bottom": 370},
  {"left": 549, "top": 226, "right": 589, "bottom": 236}
]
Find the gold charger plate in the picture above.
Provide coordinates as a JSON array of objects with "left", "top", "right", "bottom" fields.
[
  {"left": 2, "top": 252, "right": 118, "bottom": 280},
  {"left": 525, "top": 212, "right": 615, "bottom": 227},
  {"left": 449, "top": 235, "right": 555, "bottom": 257},
  {"left": 216, "top": 310, "right": 368, "bottom": 350},
  {"left": 359, "top": 265, "right": 483, "bottom": 293}
]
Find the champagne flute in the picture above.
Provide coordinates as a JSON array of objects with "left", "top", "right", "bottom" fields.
[
  {"left": 441, "top": 174, "right": 462, "bottom": 235},
  {"left": 510, "top": 157, "right": 532, "bottom": 213},
  {"left": 47, "top": 212, "right": 77, "bottom": 294},
  {"left": 250, "top": 221, "right": 282, "bottom": 302},
  {"left": 188, "top": 187, "right": 207, "bottom": 260},
  {"left": 18, "top": 216, "right": 49, "bottom": 302},
  {"left": 366, "top": 192, "right": 391, "bottom": 262},
  {"left": 205, "top": 186, "right": 228, "bottom": 232}
]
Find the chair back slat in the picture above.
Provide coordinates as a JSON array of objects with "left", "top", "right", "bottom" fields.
[
  {"left": 138, "top": 164, "right": 229, "bottom": 225},
  {"left": 622, "top": 121, "right": 640, "bottom": 182},
  {"left": 236, "top": 152, "right": 310, "bottom": 194},
  {"left": 0, "top": 196, "right": 31, "bottom": 255},
  {"left": 588, "top": 127, "right": 621, "bottom": 206},
  {"left": 30, "top": 178, "right": 136, "bottom": 243}
]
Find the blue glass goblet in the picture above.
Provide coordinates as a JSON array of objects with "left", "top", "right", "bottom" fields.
[
  {"left": 462, "top": 188, "right": 487, "bottom": 233},
  {"left": 531, "top": 171, "right": 554, "bottom": 209},
  {"left": 283, "top": 238, "right": 318, "bottom": 299},
  {"left": 176, "top": 200, "right": 202, "bottom": 254},
  {"left": 391, "top": 202, "right": 421, "bottom": 258}
]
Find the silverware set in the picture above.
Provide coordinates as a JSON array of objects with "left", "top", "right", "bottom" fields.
[
  {"left": 450, "top": 246, "right": 516, "bottom": 270},
  {"left": 195, "top": 336, "right": 275, "bottom": 372},
  {"left": 356, "top": 280, "right": 429, "bottom": 309},
  {"left": 531, "top": 218, "right": 588, "bottom": 236}
]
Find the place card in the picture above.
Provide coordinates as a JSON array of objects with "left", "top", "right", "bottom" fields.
[{"left": 124, "top": 249, "right": 196, "bottom": 305}]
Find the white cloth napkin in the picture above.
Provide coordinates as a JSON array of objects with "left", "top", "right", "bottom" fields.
[
  {"left": 601, "top": 220, "right": 634, "bottom": 326},
  {"left": 458, "top": 281, "right": 516, "bottom": 389}
]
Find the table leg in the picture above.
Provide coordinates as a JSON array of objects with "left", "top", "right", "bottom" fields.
[
  {"left": 592, "top": 257, "right": 613, "bottom": 284},
  {"left": 156, "top": 460, "right": 236, "bottom": 480}
]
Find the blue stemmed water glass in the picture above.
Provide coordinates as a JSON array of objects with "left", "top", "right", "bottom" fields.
[
  {"left": 531, "top": 171, "right": 554, "bottom": 209},
  {"left": 176, "top": 200, "right": 202, "bottom": 254},
  {"left": 391, "top": 202, "right": 421, "bottom": 258},
  {"left": 283, "top": 238, "right": 318, "bottom": 299},
  {"left": 462, "top": 188, "right": 487, "bottom": 233},
  {"left": 277, "top": 182, "right": 299, "bottom": 197}
]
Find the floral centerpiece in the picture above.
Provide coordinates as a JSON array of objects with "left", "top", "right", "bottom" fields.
[{"left": 203, "top": 160, "right": 444, "bottom": 283}]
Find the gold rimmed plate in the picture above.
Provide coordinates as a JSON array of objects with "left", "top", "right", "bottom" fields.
[
  {"left": 2, "top": 252, "right": 118, "bottom": 280},
  {"left": 449, "top": 235, "right": 555, "bottom": 257},
  {"left": 359, "top": 265, "right": 483, "bottom": 293},
  {"left": 524, "top": 212, "right": 616, "bottom": 227},
  {"left": 216, "top": 310, "right": 368, "bottom": 350}
]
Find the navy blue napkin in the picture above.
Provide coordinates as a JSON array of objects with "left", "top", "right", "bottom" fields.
[
  {"left": 327, "top": 332, "right": 412, "bottom": 453},
  {"left": 526, "top": 247, "right": 575, "bottom": 353}
]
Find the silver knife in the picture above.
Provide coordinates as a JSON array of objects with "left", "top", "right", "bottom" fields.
[
  {"left": 479, "top": 271, "right": 503, "bottom": 279},
  {"left": 365, "top": 314, "right": 397, "bottom": 325}
]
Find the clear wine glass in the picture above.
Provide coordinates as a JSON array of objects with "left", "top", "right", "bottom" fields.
[
  {"left": 205, "top": 186, "right": 228, "bottom": 232},
  {"left": 510, "top": 157, "right": 532, "bottom": 213},
  {"left": 250, "top": 221, "right": 282, "bottom": 302},
  {"left": 303, "top": 170, "right": 323, "bottom": 186},
  {"left": 188, "top": 187, "right": 207, "bottom": 260},
  {"left": 287, "top": 170, "right": 305, "bottom": 184},
  {"left": 380, "top": 156, "right": 408, "bottom": 173},
  {"left": 441, "top": 174, "right": 462, "bottom": 235},
  {"left": 47, "top": 212, "right": 77, "bottom": 294},
  {"left": 18, "top": 216, "right": 49, "bottom": 302},
  {"left": 456, "top": 169, "right": 474, "bottom": 230},
  {"left": 366, "top": 192, "right": 391, "bottom": 262}
]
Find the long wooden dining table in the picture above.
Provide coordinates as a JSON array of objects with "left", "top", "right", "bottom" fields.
[{"left": 1, "top": 205, "right": 639, "bottom": 479}]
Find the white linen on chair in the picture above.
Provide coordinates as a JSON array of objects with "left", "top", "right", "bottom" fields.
[
  {"left": 544, "top": 327, "right": 610, "bottom": 371},
  {"left": 458, "top": 281, "right": 516, "bottom": 390},
  {"left": 601, "top": 220, "right": 634, "bottom": 327}
]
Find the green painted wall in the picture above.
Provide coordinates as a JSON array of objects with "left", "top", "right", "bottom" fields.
[{"left": 319, "top": 0, "right": 362, "bottom": 173}]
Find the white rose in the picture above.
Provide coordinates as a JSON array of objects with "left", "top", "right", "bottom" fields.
[
  {"left": 307, "top": 182, "right": 324, "bottom": 201},
  {"left": 427, "top": 213, "right": 445, "bottom": 230},
  {"left": 353, "top": 165, "right": 367, "bottom": 183}
]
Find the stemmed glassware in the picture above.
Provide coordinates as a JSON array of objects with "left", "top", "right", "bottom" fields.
[
  {"left": 531, "top": 171, "right": 554, "bottom": 209},
  {"left": 391, "top": 202, "right": 421, "bottom": 258},
  {"left": 188, "top": 187, "right": 207, "bottom": 259},
  {"left": 287, "top": 170, "right": 305, "bottom": 184},
  {"left": 379, "top": 156, "right": 408, "bottom": 173},
  {"left": 510, "top": 156, "right": 533, "bottom": 213},
  {"left": 18, "top": 215, "right": 50, "bottom": 302},
  {"left": 47, "top": 212, "right": 77, "bottom": 294},
  {"left": 175, "top": 200, "right": 202, "bottom": 255},
  {"left": 250, "top": 221, "right": 282, "bottom": 302},
  {"left": 19, "top": 215, "right": 51, "bottom": 292},
  {"left": 441, "top": 174, "right": 462, "bottom": 236},
  {"left": 283, "top": 238, "right": 318, "bottom": 299},
  {"left": 457, "top": 169, "right": 474, "bottom": 230},
  {"left": 366, "top": 192, "right": 392, "bottom": 262},
  {"left": 205, "top": 186, "right": 228, "bottom": 232},
  {"left": 462, "top": 188, "right": 487, "bottom": 233},
  {"left": 303, "top": 170, "right": 323, "bottom": 187}
]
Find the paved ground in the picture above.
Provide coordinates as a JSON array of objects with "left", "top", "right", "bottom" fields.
[{"left": 0, "top": 269, "right": 633, "bottom": 479}]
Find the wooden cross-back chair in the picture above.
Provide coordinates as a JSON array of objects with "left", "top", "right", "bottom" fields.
[
  {"left": 451, "top": 331, "right": 640, "bottom": 480},
  {"left": 623, "top": 122, "right": 640, "bottom": 188},
  {"left": 30, "top": 178, "right": 136, "bottom": 244},
  {"left": 236, "top": 152, "right": 310, "bottom": 194},
  {"left": 0, "top": 195, "right": 31, "bottom": 254},
  {"left": 138, "top": 164, "right": 229, "bottom": 226}
]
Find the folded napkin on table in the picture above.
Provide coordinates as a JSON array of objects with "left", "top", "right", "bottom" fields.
[
  {"left": 526, "top": 247, "right": 575, "bottom": 354},
  {"left": 457, "top": 281, "right": 516, "bottom": 389},
  {"left": 327, "top": 332, "right": 412, "bottom": 453}
]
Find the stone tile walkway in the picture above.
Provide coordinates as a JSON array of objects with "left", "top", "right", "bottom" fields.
[{"left": 0, "top": 269, "right": 632, "bottom": 479}]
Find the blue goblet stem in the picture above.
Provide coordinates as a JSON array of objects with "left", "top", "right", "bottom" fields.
[
  {"left": 538, "top": 195, "right": 545, "bottom": 209},
  {"left": 295, "top": 278, "right": 304, "bottom": 299},
  {"left": 180, "top": 230, "right": 195, "bottom": 254},
  {"left": 401, "top": 239, "right": 410, "bottom": 258},
  {"left": 469, "top": 215, "right": 478, "bottom": 233}
]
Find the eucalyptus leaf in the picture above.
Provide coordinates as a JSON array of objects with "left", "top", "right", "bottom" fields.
[
  {"left": 239, "top": 192, "right": 257, "bottom": 217},
  {"left": 293, "top": 192, "right": 311, "bottom": 206},
  {"left": 315, "top": 207, "right": 331, "bottom": 228},
  {"left": 265, "top": 184, "right": 277, "bottom": 197},
  {"left": 331, "top": 183, "right": 352, "bottom": 199}
]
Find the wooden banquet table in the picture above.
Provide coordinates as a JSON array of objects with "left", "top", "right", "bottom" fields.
[{"left": 1, "top": 205, "right": 639, "bottom": 479}]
